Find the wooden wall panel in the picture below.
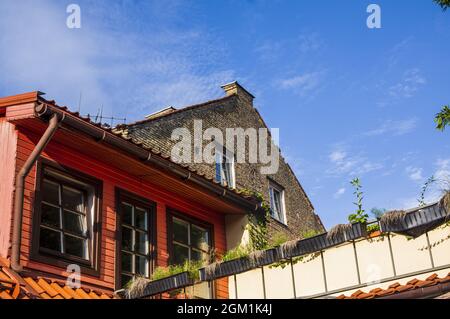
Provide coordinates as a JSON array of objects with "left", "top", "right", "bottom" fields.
[{"left": 14, "top": 126, "right": 229, "bottom": 298}]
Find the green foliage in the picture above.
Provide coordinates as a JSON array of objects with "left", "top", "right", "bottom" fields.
[
  {"left": 221, "top": 245, "right": 250, "bottom": 262},
  {"left": 151, "top": 260, "right": 202, "bottom": 282},
  {"left": 435, "top": 106, "right": 450, "bottom": 131},
  {"left": 269, "top": 232, "right": 288, "bottom": 248},
  {"left": 367, "top": 223, "right": 381, "bottom": 233},
  {"left": 348, "top": 178, "right": 369, "bottom": 223},
  {"left": 240, "top": 189, "right": 270, "bottom": 251},
  {"left": 434, "top": 0, "right": 450, "bottom": 10},
  {"left": 301, "top": 229, "right": 320, "bottom": 239},
  {"left": 418, "top": 175, "right": 436, "bottom": 207}
]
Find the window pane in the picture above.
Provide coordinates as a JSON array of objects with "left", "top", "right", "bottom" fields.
[
  {"left": 64, "top": 235, "right": 87, "bottom": 259},
  {"left": 191, "top": 249, "right": 208, "bottom": 263},
  {"left": 41, "top": 204, "right": 61, "bottom": 228},
  {"left": 121, "top": 252, "right": 133, "bottom": 273},
  {"left": 121, "top": 274, "right": 133, "bottom": 288},
  {"left": 173, "top": 219, "right": 189, "bottom": 244},
  {"left": 135, "top": 208, "right": 147, "bottom": 231},
  {"left": 62, "top": 186, "right": 84, "bottom": 212},
  {"left": 40, "top": 227, "right": 61, "bottom": 252},
  {"left": 122, "top": 203, "right": 133, "bottom": 226},
  {"left": 63, "top": 210, "right": 86, "bottom": 236},
  {"left": 42, "top": 180, "right": 59, "bottom": 205},
  {"left": 173, "top": 243, "right": 189, "bottom": 266},
  {"left": 191, "top": 226, "right": 209, "bottom": 251},
  {"left": 122, "top": 227, "right": 133, "bottom": 251},
  {"left": 135, "top": 255, "right": 148, "bottom": 277},
  {"left": 135, "top": 231, "right": 148, "bottom": 255}
]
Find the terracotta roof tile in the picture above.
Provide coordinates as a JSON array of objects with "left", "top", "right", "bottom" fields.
[
  {"left": 341, "top": 273, "right": 450, "bottom": 299},
  {"left": 0, "top": 259, "right": 114, "bottom": 299}
]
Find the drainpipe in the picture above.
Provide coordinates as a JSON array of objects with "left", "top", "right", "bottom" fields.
[{"left": 11, "top": 112, "right": 60, "bottom": 271}]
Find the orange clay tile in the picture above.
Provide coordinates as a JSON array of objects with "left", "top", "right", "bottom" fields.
[{"left": 0, "top": 259, "right": 114, "bottom": 299}]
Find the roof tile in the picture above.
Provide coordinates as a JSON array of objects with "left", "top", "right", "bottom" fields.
[
  {"left": 341, "top": 273, "right": 450, "bottom": 299},
  {"left": 0, "top": 261, "right": 113, "bottom": 299}
]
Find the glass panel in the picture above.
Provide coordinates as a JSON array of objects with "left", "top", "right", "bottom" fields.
[
  {"left": 135, "top": 255, "right": 149, "bottom": 277},
  {"left": 121, "top": 274, "right": 133, "bottom": 288},
  {"left": 122, "top": 227, "right": 133, "bottom": 251},
  {"left": 64, "top": 235, "right": 87, "bottom": 259},
  {"left": 173, "top": 219, "right": 189, "bottom": 244},
  {"left": 42, "top": 179, "right": 60, "bottom": 205},
  {"left": 191, "top": 249, "right": 208, "bottom": 263},
  {"left": 121, "top": 252, "right": 133, "bottom": 273},
  {"left": 191, "top": 225, "right": 209, "bottom": 251},
  {"left": 41, "top": 204, "right": 61, "bottom": 228},
  {"left": 63, "top": 210, "right": 86, "bottom": 236},
  {"left": 62, "top": 186, "right": 84, "bottom": 212},
  {"left": 135, "top": 208, "right": 147, "bottom": 231},
  {"left": 135, "top": 231, "right": 148, "bottom": 255},
  {"left": 122, "top": 203, "right": 133, "bottom": 226},
  {"left": 173, "top": 243, "right": 189, "bottom": 266},
  {"left": 40, "top": 227, "right": 61, "bottom": 252}
]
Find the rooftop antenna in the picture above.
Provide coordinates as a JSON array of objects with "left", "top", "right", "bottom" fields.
[{"left": 77, "top": 91, "right": 82, "bottom": 113}]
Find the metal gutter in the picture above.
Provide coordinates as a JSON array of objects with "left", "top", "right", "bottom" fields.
[
  {"left": 34, "top": 103, "right": 260, "bottom": 212},
  {"left": 11, "top": 112, "right": 60, "bottom": 271}
]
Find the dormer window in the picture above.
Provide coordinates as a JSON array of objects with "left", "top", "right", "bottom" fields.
[
  {"left": 215, "top": 147, "right": 235, "bottom": 188},
  {"left": 269, "top": 181, "right": 287, "bottom": 225}
]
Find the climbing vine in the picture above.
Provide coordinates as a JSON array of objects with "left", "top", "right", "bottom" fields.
[{"left": 240, "top": 189, "right": 271, "bottom": 250}]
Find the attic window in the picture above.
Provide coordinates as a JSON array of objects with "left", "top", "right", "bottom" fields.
[
  {"left": 215, "top": 147, "right": 235, "bottom": 188},
  {"left": 269, "top": 181, "right": 286, "bottom": 225},
  {"left": 32, "top": 160, "right": 102, "bottom": 275}
]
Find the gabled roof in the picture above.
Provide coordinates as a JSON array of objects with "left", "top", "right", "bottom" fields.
[
  {"left": 0, "top": 258, "right": 114, "bottom": 299},
  {"left": 0, "top": 91, "right": 261, "bottom": 213}
]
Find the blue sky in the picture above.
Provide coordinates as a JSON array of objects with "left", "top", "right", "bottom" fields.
[{"left": 0, "top": 0, "right": 449, "bottom": 228}]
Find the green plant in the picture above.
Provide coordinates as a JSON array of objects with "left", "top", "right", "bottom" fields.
[
  {"left": 301, "top": 229, "right": 319, "bottom": 239},
  {"left": 239, "top": 189, "right": 270, "bottom": 251},
  {"left": 269, "top": 232, "right": 288, "bottom": 248},
  {"left": 418, "top": 175, "right": 436, "bottom": 207},
  {"left": 348, "top": 178, "right": 369, "bottom": 223},
  {"left": 221, "top": 245, "right": 250, "bottom": 262},
  {"left": 367, "top": 223, "right": 380, "bottom": 233},
  {"left": 434, "top": 0, "right": 450, "bottom": 11},
  {"left": 151, "top": 260, "right": 202, "bottom": 282}
]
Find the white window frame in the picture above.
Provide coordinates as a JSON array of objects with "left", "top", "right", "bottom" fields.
[
  {"left": 269, "top": 182, "right": 287, "bottom": 225},
  {"left": 215, "top": 145, "right": 236, "bottom": 189}
]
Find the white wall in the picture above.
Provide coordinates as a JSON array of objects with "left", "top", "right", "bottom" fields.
[{"left": 227, "top": 225, "right": 450, "bottom": 299}]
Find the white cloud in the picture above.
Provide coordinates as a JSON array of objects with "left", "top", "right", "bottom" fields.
[
  {"left": 434, "top": 158, "right": 450, "bottom": 190},
  {"left": 327, "top": 146, "right": 384, "bottom": 177},
  {"left": 0, "top": 0, "right": 234, "bottom": 122},
  {"left": 329, "top": 150, "right": 347, "bottom": 163},
  {"left": 405, "top": 166, "right": 424, "bottom": 182},
  {"left": 333, "top": 188, "right": 346, "bottom": 199},
  {"left": 364, "top": 118, "right": 418, "bottom": 137},
  {"left": 389, "top": 68, "right": 426, "bottom": 99},
  {"left": 276, "top": 71, "right": 324, "bottom": 97}
]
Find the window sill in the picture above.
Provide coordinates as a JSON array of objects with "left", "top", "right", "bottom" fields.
[{"left": 31, "top": 250, "right": 100, "bottom": 278}]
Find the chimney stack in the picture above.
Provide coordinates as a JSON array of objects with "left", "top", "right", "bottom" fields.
[{"left": 221, "top": 81, "right": 254, "bottom": 105}]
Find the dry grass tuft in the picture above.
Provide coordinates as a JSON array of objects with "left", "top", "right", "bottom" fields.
[
  {"left": 280, "top": 240, "right": 299, "bottom": 257},
  {"left": 326, "top": 224, "right": 352, "bottom": 242},
  {"left": 126, "top": 276, "right": 150, "bottom": 299},
  {"left": 440, "top": 191, "right": 450, "bottom": 220},
  {"left": 380, "top": 210, "right": 407, "bottom": 229}
]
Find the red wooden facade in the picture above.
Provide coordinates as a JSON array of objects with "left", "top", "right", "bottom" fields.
[{"left": 0, "top": 92, "right": 256, "bottom": 299}]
